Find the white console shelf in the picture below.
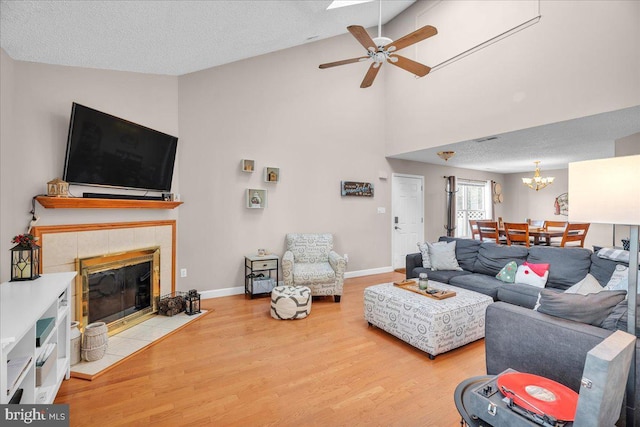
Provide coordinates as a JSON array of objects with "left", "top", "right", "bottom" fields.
[{"left": 1, "top": 272, "right": 76, "bottom": 404}]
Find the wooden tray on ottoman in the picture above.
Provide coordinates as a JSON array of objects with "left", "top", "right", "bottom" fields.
[{"left": 393, "top": 280, "right": 456, "bottom": 300}]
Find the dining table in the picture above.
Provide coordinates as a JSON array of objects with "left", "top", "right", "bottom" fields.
[{"left": 498, "top": 227, "right": 565, "bottom": 246}]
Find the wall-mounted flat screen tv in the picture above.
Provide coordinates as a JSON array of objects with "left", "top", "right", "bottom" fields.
[{"left": 63, "top": 103, "right": 178, "bottom": 192}]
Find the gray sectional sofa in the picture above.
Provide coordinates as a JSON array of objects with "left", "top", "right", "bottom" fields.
[{"left": 406, "top": 237, "right": 637, "bottom": 425}]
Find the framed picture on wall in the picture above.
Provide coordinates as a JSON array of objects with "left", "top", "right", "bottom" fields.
[
  {"left": 264, "top": 167, "right": 280, "bottom": 183},
  {"left": 246, "top": 189, "right": 267, "bottom": 208},
  {"left": 242, "top": 159, "right": 255, "bottom": 172}
]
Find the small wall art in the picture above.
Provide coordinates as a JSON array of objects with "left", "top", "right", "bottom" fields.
[
  {"left": 264, "top": 167, "right": 280, "bottom": 183},
  {"left": 341, "top": 181, "right": 374, "bottom": 197},
  {"left": 247, "top": 189, "right": 267, "bottom": 209},
  {"left": 242, "top": 159, "right": 255, "bottom": 173}
]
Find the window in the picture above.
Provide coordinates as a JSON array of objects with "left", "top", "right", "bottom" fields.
[{"left": 456, "top": 180, "right": 492, "bottom": 237}]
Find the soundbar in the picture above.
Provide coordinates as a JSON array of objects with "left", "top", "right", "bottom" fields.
[{"left": 83, "top": 193, "right": 164, "bottom": 201}]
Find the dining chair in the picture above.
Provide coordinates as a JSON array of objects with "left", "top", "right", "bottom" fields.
[
  {"left": 528, "top": 219, "right": 545, "bottom": 228},
  {"left": 543, "top": 220, "right": 567, "bottom": 246},
  {"left": 504, "top": 222, "right": 530, "bottom": 247},
  {"left": 476, "top": 220, "right": 501, "bottom": 243},
  {"left": 560, "top": 223, "right": 591, "bottom": 248},
  {"left": 469, "top": 220, "right": 480, "bottom": 240}
]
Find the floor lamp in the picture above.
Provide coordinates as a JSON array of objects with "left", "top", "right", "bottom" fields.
[{"left": 569, "top": 154, "right": 640, "bottom": 427}]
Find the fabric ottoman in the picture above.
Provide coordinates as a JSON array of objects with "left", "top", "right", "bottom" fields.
[
  {"left": 364, "top": 282, "right": 493, "bottom": 358},
  {"left": 270, "top": 286, "right": 312, "bottom": 320}
]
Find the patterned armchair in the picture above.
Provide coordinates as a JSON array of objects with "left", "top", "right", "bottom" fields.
[{"left": 282, "top": 233, "right": 346, "bottom": 303}]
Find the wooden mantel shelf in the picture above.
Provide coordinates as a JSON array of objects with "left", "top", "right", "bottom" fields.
[{"left": 36, "top": 196, "right": 183, "bottom": 209}]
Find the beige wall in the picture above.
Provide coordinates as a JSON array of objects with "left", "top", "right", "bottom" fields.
[
  {"left": 0, "top": 52, "right": 179, "bottom": 283},
  {"left": 1, "top": 50, "right": 16, "bottom": 278},
  {"left": 383, "top": 0, "right": 640, "bottom": 156},
  {"left": 177, "top": 33, "right": 392, "bottom": 293}
]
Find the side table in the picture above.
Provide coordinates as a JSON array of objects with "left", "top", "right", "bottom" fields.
[{"left": 245, "top": 254, "right": 279, "bottom": 299}]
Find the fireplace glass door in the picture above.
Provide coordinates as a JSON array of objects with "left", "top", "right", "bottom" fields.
[{"left": 88, "top": 261, "right": 152, "bottom": 325}]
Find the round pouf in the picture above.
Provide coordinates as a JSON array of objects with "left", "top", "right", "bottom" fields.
[
  {"left": 81, "top": 322, "right": 109, "bottom": 362},
  {"left": 270, "top": 286, "right": 312, "bottom": 320}
]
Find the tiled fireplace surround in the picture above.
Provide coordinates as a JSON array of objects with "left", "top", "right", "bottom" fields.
[{"left": 32, "top": 220, "right": 177, "bottom": 327}]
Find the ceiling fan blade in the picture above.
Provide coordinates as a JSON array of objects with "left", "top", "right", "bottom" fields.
[
  {"left": 319, "top": 56, "right": 369, "bottom": 69},
  {"left": 360, "top": 63, "right": 381, "bottom": 88},
  {"left": 348, "top": 25, "right": 377, "bottom": 52},
  {"left": 387, "top": 55, "right": 431, "bottom": 77},
  {"left": 385, "top": 25, "right": 437, "bottom": 52}
]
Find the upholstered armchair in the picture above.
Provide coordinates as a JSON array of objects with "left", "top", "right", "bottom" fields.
[{"left": 282, "top": 233, "right": 346, "bottom": 303}]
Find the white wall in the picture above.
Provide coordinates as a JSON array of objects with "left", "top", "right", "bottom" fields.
[
  {"left": 383, "top": 0, "right": 640, "bottom": 156},
  {"left": 0, "top": 52, "right": 179, "bottom": 283}
]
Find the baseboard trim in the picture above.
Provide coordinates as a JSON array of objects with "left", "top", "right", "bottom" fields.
[
  {"left": 200, "top": 287, "right": 244, "bottom": 299},
  {"left": 344, "top": 266, "right": 394, "bottom": 278},
  {"left": 201, "top": 268, "right": 394, "bottom": 299}
]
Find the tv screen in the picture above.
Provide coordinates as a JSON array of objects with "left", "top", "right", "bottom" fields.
[{"left": 63, "top": 103, "right": 178, "bottom": 192}]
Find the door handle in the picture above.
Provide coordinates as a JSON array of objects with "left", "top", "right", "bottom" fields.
[{"left": 394, "top": 226, "right": 402, "bottom": 230}]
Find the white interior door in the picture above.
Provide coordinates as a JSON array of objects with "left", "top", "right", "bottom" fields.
[{"left": 392, "top": 174, "right": 424, "bottom": 270}]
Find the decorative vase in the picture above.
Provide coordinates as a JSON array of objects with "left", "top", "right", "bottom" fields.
[
  {"left": 70, "top": 321, "right": 82, "bottom": 365},
  {"left": 418, "top": 273, "right": 429, "bottom": 290},
  {"left": 251, "top": 192, "right": 262, "bottom": 208},
  {"left": 81, "top": 322, "right": 108, "bottom": 362}
]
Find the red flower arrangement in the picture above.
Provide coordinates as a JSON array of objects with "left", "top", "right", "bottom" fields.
[{"left": 11, "top": 234, "right": 39, "bottom": 248}]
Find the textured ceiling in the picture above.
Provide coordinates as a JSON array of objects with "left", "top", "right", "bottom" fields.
[
  {"left": 389, "top": 105, "right": 640, "bottom": 173},
  {"left": 0, "top": 0, "right": 414, "bottom": 75},
  {"left": 1, "top": 0, "right": 638, "bottom": 172}
]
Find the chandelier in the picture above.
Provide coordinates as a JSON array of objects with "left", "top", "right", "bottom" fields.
[{"left": 522, "top": 161, "right": 554, "bottom": 191}]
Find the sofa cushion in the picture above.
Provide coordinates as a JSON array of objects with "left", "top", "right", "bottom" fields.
[
  {"left": 565, "top": 273, "right": 604, "bottom": 295},
  {"left": 496, "top": 284, "right": 542, "bottom": 309},
  {"left": 449, "top": 273, "right": 504, "bottom": 300},
  {"left": 438, "top": 237, "right": 482, "bottom": 271},
  {"left": 424, "top": 269, "right": 471, "bottom": 284},
  {"left": 589, "top": 253, "right": 623, "bottom": 286},
  {"left": 427, "top": 241, "right": 462, "bottom": 271},
  {"left": 535, "top": 289, "right": 626, "bottom": 327},
  {"left": 526, "top": 246, "right": 592, "bottom": 291},
  {"left": 292, "top": 262, "right": 336, "bottom": 286},
  {"left": 472, "top": 243, "right": 528, "bottom": 276}
]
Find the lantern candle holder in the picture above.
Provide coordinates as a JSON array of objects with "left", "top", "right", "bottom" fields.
[
  {"left": 185, "top": 289, "right": 201, "bottom": 315},
  {"left": 10, "top": 234, "right": 40, "bottom": 281}
]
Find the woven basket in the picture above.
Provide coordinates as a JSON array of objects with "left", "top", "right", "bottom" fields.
[{"left": 81, "top": 322, "right": 108, "bottom": 362}]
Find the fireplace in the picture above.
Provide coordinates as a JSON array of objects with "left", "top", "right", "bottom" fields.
[{"left": 77, "top": 247, "right": 160, "bottom": 336}]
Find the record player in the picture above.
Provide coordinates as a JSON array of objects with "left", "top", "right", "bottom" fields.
[
  {"left": 467, "top": 369, "right": 577, "bottom": 427},
  {"left": 460, "top": 330, "right": 636, "bottom": 427}
]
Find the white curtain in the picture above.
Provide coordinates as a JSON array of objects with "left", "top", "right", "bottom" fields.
[{"left": 487, "top": 180, "right": 495, "bottom": 220}]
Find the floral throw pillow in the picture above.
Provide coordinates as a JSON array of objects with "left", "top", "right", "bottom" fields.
[
  {"left": 417, "top": 242, "right": 431, "bottom": 269},
  {"left": 496, "top": 261, "right": 518, "bottom": 283}
]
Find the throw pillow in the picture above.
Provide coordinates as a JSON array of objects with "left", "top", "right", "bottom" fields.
[
  {"left": 417, "top": 242, "right": 432, "bottom": 269},
  {"left": 427, "top": 241, "right": 463, "bottom": 271},
  {"left": 523, "top": 261, "right": 550, "bottom": 277},
  {"left": 535, "top": 289, "right": 626, "bottom": 327},
  {"left": 564, "top": 273, "right": 604, "bottom": 295},
  {"left": 515, "top": 264, "right": 549, "bottom": 288},
  {"left": 496, "top": 261, "right": 518, "bottom": 283},
  {"left": 597, "top": 247, "right": 631, "bottom": 263},
  {"left": 603, "top": 264, "right": 630, "bottom": 293}
]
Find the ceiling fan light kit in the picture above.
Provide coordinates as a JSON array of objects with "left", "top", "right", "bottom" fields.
[{"left": 319, "top": 1, "right": 437, "bottom": 88}]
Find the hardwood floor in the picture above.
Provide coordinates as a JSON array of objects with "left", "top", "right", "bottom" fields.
[{"left": 56, "top": 272, "right": 486, "bottom": 426}]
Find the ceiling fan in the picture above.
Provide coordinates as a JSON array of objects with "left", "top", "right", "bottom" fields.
[{"left": 319, "top": 1, "right": 437, "bottom": 88}]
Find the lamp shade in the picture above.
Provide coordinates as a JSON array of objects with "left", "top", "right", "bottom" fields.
[{"left": 568, "top": 155, "right": 640, "bottom": 225}]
